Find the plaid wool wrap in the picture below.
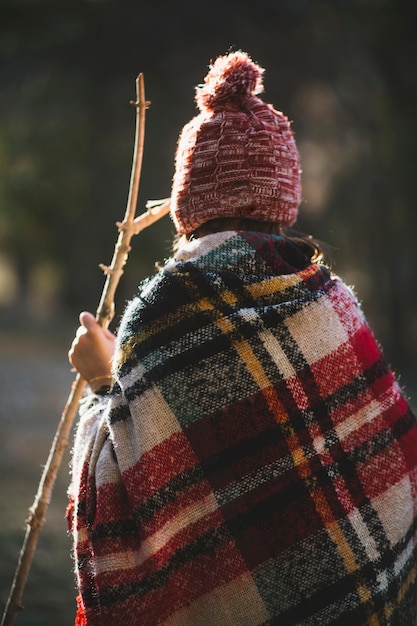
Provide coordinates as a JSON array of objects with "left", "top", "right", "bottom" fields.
[{"left": 69, "top": 231, "right": 417, "bottom": 625}]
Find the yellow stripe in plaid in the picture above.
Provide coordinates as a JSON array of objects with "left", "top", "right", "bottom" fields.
[
  {"left": 245, "top": 265, "right": 318, "bottom": 299},
  {"left": 117, "top": 302, "right": 194, "bottom": 365}
]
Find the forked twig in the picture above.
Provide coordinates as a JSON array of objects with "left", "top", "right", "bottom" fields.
[{"left": 1, "top": 73, "right": 168, "bottom": 626}]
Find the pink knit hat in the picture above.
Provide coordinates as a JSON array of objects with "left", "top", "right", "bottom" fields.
[{"left": 170, "top": 51, "right": 302, "bottom": 235}]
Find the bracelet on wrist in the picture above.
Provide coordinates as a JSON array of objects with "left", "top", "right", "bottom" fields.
[
  {"left": 94, "top": 384, "right": 111, "bottom": 396},
  {"left": 88, "top": 374, "right": 113, "bottom": 394}
]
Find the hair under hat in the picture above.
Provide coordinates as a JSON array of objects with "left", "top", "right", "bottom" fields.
[{"left": 170, "top": 51, "right": 302, "bottom": 235}]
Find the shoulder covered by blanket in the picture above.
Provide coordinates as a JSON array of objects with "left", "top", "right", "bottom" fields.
[
  {"left": 72, "top": 230, "right": 417, "bottom": 625},
  {"left": 115, "top": 230, "right": 341, "bottom": 375}
]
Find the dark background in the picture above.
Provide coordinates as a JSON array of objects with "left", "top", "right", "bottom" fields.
[{"left": 1, "top": 1, "right": 416, "bottom": 623}]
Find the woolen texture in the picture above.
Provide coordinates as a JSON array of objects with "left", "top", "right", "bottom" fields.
[
  {"left": 170, "top": 52, "right": 301, "bottom": 234},
  {"left": 69, "top": 231, "right": 417, "bottom": 625}
]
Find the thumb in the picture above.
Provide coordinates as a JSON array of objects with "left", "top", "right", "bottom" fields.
[{"left": 79, "top": 311, "right": 99, "bottom": 330}]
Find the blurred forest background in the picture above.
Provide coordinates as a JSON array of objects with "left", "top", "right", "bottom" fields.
[{"left": 0, "top": 0, "right": 416, "bottom": 624}]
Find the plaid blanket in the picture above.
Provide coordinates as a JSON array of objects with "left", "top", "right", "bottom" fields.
[{"left": 69, "top": 231, "right": 417, "bottom": 625}]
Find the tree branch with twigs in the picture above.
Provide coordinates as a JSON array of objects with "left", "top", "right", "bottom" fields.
[{"left": 1, "top": 73, "right": 169, "bottom": 626}]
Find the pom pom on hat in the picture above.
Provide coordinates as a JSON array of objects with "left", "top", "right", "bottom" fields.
[
  {"left": 171, "top": 51, "right": 302, "bottom": 235},
  {"left": 195, "top": 51, "right": 264, "bottom": 112}
]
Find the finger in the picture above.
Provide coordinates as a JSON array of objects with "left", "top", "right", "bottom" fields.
[
  {"left": 75, "top": 325, "right": 88, "bottom": 338},
  {"left": 68, "top": 342, "right": 77, "bottom": 364}
]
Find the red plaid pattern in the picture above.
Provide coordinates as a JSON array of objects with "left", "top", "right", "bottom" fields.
[{"left": 69, "top": 231, "right": 417, "bottom": 625}]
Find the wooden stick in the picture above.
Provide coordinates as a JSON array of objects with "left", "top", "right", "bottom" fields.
[{"left": 1, "top": 73, "right": 167, "bottom": 626}]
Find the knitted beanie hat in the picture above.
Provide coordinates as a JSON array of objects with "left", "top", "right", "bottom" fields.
[{"left": 170, "top": 51, "right": 301, "bottom": 234}]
